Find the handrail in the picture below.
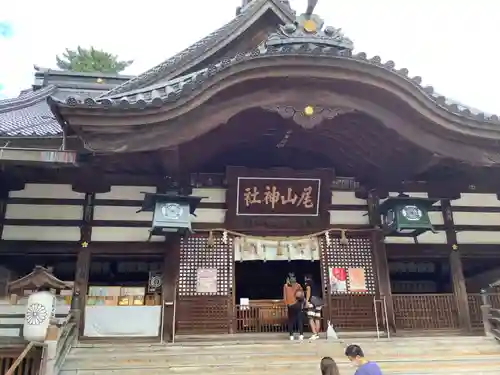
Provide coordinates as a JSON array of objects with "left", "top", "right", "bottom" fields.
[
  {"left": 480, "top": 289, "right": 500, "bottom": 341},
  {"left": 39, "top": 311, "right": 79, "bottom": 375},
  {"left": 373, "top": 296, "right": 390, "bottom": 339},
  {"left": 5, "top": 341, "right": 36, "bottom": 375}
]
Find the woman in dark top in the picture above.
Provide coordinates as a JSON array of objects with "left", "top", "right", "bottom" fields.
[{"left": 304, "top": 274, "right": 323, "bottom": 340}]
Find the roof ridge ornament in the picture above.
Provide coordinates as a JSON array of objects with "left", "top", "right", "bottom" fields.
[
  {"left": 305, "top": 0, "right": 318, "bottom": 18},
  {"left": 265, "top": 1, "right": 354, "bottom": 54}
]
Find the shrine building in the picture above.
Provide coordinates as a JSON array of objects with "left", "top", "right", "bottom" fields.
[{"left": 1, "top": 0, "right": 500, "bottom": 341}]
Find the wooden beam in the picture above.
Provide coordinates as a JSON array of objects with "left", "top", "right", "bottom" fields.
[
  {"left": 441, "top": 200, "right": 472, "bottom": 332},
  {"left": 74, "top": 247, "right": 90, "bottom": 338},
  {"left": 366, "top": 191, "right": 396, "bottom": 333},
  {"left": 0, "top": 148, "right": 77, "bottom": 166},
  {"left": 0, "top": 187, "right": 7, "bottom": 241},
  {"left": 0, "top": 135, "right": 82, "bottom": 150},
  {"left": 73, "top": 191, "right": 94, "bottom": 337},
  {"left": 157, "top": 147, "right": 180, "bottom": 176},
  {"left": 80, "top": 192, "right": 95, "bottom": 246},
  {"left": 7, "top": 166, "right": 164, "bottom": 187},
  {"left": 162, "top": 236, "right": 181, "bottom": 342},
  {"left": 412, "top": 154, "right": 442, "bottom": 176}
]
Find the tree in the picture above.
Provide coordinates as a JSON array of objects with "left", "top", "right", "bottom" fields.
[{"left": 55, "top": 46, "right": 133, "bottom": 74}]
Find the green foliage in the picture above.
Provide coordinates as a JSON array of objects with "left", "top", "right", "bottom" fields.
[{"left": 55, "top": 46, "right": 133, "bottom": 73}]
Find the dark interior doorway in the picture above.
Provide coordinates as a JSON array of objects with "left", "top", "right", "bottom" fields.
[
  {"left": 388, "top": 259, "right": 452, "bottom": 293},
  {"left": 235, "top": 260, "right": 322, "bottom": 301}
]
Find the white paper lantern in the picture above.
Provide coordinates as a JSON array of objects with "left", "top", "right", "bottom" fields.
[{"left": 23, "top": 291, "right": 54, "bottom": 342}]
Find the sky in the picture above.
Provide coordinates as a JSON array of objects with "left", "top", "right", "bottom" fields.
[{"left": 0, "top": 0, "right": 499, "bottom": 113}]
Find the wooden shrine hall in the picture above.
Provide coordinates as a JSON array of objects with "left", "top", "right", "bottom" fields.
[{"left": 1, "top": 0, "right": 500, "bottom": 342}]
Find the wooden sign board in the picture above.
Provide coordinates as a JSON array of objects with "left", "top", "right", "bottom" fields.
[
  {"left": 236, "top": 177, "right": 320, "bottom": 216},
  {"left": 226, "top": 167, "right": 334, "bottom": 233}
]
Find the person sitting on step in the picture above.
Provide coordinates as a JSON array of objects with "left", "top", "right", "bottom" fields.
[{"left": 345, "top": 344, "right": 382, "bottom": 375}]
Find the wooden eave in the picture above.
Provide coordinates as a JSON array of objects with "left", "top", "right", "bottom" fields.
[
  {"left": 102, "top": 0, "right": 295, "bottom": 98},
  {"left": 49, "top": 53, "right": 500, "bottom": 167}
]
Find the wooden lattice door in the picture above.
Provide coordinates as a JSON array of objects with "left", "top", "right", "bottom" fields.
[
  {"left": 320, "top": 236, "right": 378, "bottom": 330},
  {"left": 176, "top": 235, "right": 234, "bottom": 334}
]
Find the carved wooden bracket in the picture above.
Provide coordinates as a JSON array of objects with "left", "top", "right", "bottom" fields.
[{"left": 261, "top": 105, "right": 355, "bottom": 129}]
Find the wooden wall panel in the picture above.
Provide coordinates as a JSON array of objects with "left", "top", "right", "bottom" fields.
[
  {"left": 320, "top": 236, "right": 378, "bottom": 330},
  {"left": 177, "top": 235, "right": 233, "bottom": 334},
  {"left": 452, "top": 193, "right": 500, "bottom": 244},
  {"left": 2, "top": 184, "right": 83, "bottom": 241},
  {"left": 329, "top": 191, "right": 369, "bottom": 226},
  {"left": 92, "top": 186, "right": 227, "bottom": 242}
]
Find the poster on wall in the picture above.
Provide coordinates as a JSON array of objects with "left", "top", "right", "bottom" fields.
[
  {"left": 348, "top": 267, "right": 367, "bottom": 293},
  {"left": 196, "top": 268, "right": 218, "bottom": 294},
  {"left": 329, "top": 267, "right": 347, "bottom": 293}
]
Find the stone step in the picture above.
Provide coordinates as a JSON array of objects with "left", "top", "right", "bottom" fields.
[
  {"left": 63, "top": 351, "right": 500, "bottom": 368},
  {"left": 71, "top": 337, "right": 495, "bottom": 353},
  {"left": 68, "top": 337, "right": 499, "bottom": 358},
  {"left": 60, "top": 370, "right": 500, "bottom": 375},
  {"left": 59, "top": 360, "right": 500, "bottom": 375},
  {"left": 68, "top": 344, "right": 499, "bottom": 357},
  {"left": 61, "top": 336, "right": 500, "bottom": 375},
  {"left": 74, "top": 335, "right": 491, "bottom": 348}
]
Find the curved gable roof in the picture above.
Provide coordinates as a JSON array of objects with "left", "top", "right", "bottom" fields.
[
  {"left": 103, "top": 0, "right": 295, "bottom": 98},
  {"left": 59, "top": 14, "right": 500, "bottom": 127},
  {"left": 48, "top": 8, "right": 500, "bottom": 167}
]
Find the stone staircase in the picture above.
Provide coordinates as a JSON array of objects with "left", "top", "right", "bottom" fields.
[{"left": 60, "top": 335, "right": 500, "bottom": 375}]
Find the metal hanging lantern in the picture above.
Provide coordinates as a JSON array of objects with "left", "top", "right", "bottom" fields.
[
  {"left": 378, "top": 195, "right": 438, "bottom": 237},
  {"left": 139, "top": 190, "right": 205, "bottom": 238}
]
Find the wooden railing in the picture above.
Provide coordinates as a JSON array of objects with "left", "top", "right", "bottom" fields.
[
  {"left": 393, "top": 293, "right": 459, "bottom": 330},
  {"left": 480, "top": 290, "right": 500, "bottom": 341},
  {"left": 39, "top": 311, "right": 79, "bottom": 375},
  {"left": 235, "top": 303, "right": 288, "bottom": 333},
  {"left": 5, "top": 298, "right": 81, "bottom": 375},
  {"left": 1, "top": 349, "right": 41, "bottom": 375},
  {"left": 5, "top": 342, "right": 37, "bottom": 375}
]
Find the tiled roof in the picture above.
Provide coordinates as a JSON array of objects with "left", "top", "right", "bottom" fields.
[
  {"left": 0, "top": 0, "right": 293, "bottom": 137},
  {"left": 0, "top": 67, "right": 131, "bottom": 136},
  {"left": 55, "top": 17, "right": 499, "bottom": 125},
  {"left": 0, "top": 85, "right": 109, "bottom": 136},
  {"left": 0, "top": 86, "right": 61, "bottom": 136},
  {"left": 103, "top": 0, "right": 295, "bottom": 98}
]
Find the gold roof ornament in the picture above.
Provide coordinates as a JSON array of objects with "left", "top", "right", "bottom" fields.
[
  {"left": 303, "top": 0, "right": 319, "bottom": 33},
  {"left": 303, "top": 19, "right": 317, "bottom": 33},
  {"left": 304, "top": 105, "right": 314, "bottom": 116},
  {"left": 266, "top": 0, "right": 354, "bottom": 53}
]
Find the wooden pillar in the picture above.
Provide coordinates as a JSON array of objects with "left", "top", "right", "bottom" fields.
[
  {"left": 73, "top": 192, "right": 95, "bottom": 336},
  {"left": 366, "top": 191, "right": 396, "bottom": 333},
  {"left": 162, "top": 236, "right": 181, "bottom": 342},
  {"left": 441, "top": 200, "right": 472, "bottom": 332}
]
